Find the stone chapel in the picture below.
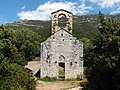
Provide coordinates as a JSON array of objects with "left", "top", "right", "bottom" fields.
[{"left": 40, "top": 9, "right": 83, "bottom": 79}]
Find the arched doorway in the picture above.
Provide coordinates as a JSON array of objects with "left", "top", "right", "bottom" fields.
[
  {"left": 59, "top": 62, "right": 65, "bottom": 79},
  {"left": 59, "top": 55, "right": 65, "bottom": 79}
]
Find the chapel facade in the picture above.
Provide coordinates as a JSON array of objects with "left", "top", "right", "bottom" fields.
[{"left": 40, "top": 9, "right": 83, "bottom": 79}]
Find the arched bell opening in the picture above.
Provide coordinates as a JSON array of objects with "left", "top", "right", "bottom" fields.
[{"left": 58, "top": 14, "right": 67, "bottom": 29}]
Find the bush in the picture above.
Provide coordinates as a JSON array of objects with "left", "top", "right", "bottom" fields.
[{"left": 0, "top": 55, "right": 36, "bottom": 90}]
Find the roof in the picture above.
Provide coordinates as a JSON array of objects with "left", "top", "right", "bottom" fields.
[
  {"left": 25, "top": 61, "right": 40, "bottom": 76},
  {"left": 51, "top": 9, "right": 73, "bottom": 14},
  {"left": 52, "top": 29, "right": 73, "bottom": 35},
  {"left": 41, "top": 29, "right": 78, "bottom": 44}
]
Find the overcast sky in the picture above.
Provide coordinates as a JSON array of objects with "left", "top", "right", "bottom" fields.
[{"left": 0, "top": 0, "right": 120, "bottom": 24}]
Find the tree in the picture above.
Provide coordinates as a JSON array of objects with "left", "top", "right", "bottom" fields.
[
  {"left": 15, "top": 28, "right": 42, "bottom": 60},
  {"left": 80, "top": 38, "right": 93, "bottom": 66},
  {"left": 0, "top": 26, "right": 36, "bottom": 90},
  {"left": 0, "top": 26, "right": 17, "bottom": 59},
  {"left": 83, "top": 12, "right": 120, "bottom": 90},
  {"left": 0, "top": 26, "right": 27, "bottom": 65},
  {"left": 0, "top": 54, "right": 35, "bottom": 90},
  {"left": 10, "top": 52, "right": 27, "bottom": 66}
]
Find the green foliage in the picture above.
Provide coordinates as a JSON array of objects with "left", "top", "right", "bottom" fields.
[
  {"left": 10, "top": 52, "right": 27, "bottom": 66},
  {"left": 40, "top": 76, "right": 82, "bottom": 81},
  {"left": 0, "top": 26, "right": 17, "bottom": 58},
  {"left": 15, "top": 28, "right": 42, "bottom": 60},
  {"left": 5, "top": 20, "right": 51, "bottom": 41},
  {"left": 0, "top": 26, "right": 27, "bottom": 65},
  {"left": 83, "top": 13, "right": 120, "bottom": 90},
  {"left": 2, "top": 13, "right": 120, "bottom": 90},
  {"left": 4, "top": 14, "right": 120, "bottom": 40},
  {"left": 40, "top": 76, "right": 57, "bottom": 82},
  {"left": 76, "top": 74, "right": 83, "bottom": 81},
  {"left": 0, "top": 54, "right": 35, "bottom": 90},
  {"left": 4, "top": 15, "right": 100, "bottom": 40},
  {"left": 0, "top": 26, "right": 36, "bottom": 90},
  {"left": 80, "top": 38, "right": 93, "bottom": 66},
  {"left": 59, "top": 68, "right": 65, "bottom": 79}
]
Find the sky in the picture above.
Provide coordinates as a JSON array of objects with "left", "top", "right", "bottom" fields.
[{"left": 0, "top": 0, "right": 120, "bottom": 24}]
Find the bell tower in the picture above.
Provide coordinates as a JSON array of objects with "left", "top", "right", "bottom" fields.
[{"left": 51, "top": 9, "right": 73, "bottom": 34}]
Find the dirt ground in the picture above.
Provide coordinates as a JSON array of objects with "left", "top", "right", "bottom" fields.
[{"left": 36, "top": 80, "right": 82, "bottom": 90}]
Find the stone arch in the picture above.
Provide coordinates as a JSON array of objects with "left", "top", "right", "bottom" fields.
[
  {"left": 59, "top": 55, "right": 65, "bottom": 62},
  {"left": 58, "top": 14, "right": 67, "bottom": 29},
  {"left": 51, "top": 9, "right": 73, "bottom": 34}
]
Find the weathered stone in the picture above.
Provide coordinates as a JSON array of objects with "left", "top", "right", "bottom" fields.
[
  {"left": 51, "top": 9, "right": 73, "bottom": 34},
  {"left": 40, "top": 9, "right": 83, "bottom": 79}
]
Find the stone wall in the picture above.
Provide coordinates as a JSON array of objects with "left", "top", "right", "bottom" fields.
[
  {"left": 40, "top": 29, "right": 83, "bottom": 79},
  {"left": 40, "top": 9, "right": 83, "bottom": 79}
]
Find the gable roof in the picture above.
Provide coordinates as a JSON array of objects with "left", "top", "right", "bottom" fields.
[
  {"left": 51, "top": 9, "right": 73, "bottom": 15},
  {"left": 41, "top": 29, "right": 76, "bottom": 44},
  {"left": 52, "top": 28, "right": 73, "bottom": 36}
]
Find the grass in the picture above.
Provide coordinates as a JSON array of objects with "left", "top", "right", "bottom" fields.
[
  {"left": 59, "top": 67, "right": 65, "bottom": 79},
  {"left": 39, "top": 75, "right": 84, "bottom": 82},
  {"left": 39, "top": 76, "right": 58, "bottom": 82}
]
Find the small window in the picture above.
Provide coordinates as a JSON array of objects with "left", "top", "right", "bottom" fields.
[
  {"left": 55, "top": 61, "right": 57, "bottom": 64},
  {"left": 63, "top": 39, "right": 64, "bottom": 41},
  {"left": 53, "top": 37, "right": 55, "bottom": 39},
  {"left": 74, "top": 40, "right": 77, "bottom": 44},
  {"left": 70, "top": 62, "right": 72, "bottom": 66},
  {"left": 75, "top": 62, "right": 77, "bottom": 64},
  {"left": 61, "top": 33, "right": 63, "bottom": 36}
]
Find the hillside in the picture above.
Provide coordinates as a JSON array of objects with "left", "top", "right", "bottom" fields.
[{"left": 4, "top": 14, "right": 120, "bottom": 40}]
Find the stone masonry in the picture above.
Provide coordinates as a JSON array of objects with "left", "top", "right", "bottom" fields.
[
  {"left": 51, "top": 9, "right": 73, "bottom": 34},
  {"left": 40, "top": 9, "right": 83, "bottom": 79}
]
